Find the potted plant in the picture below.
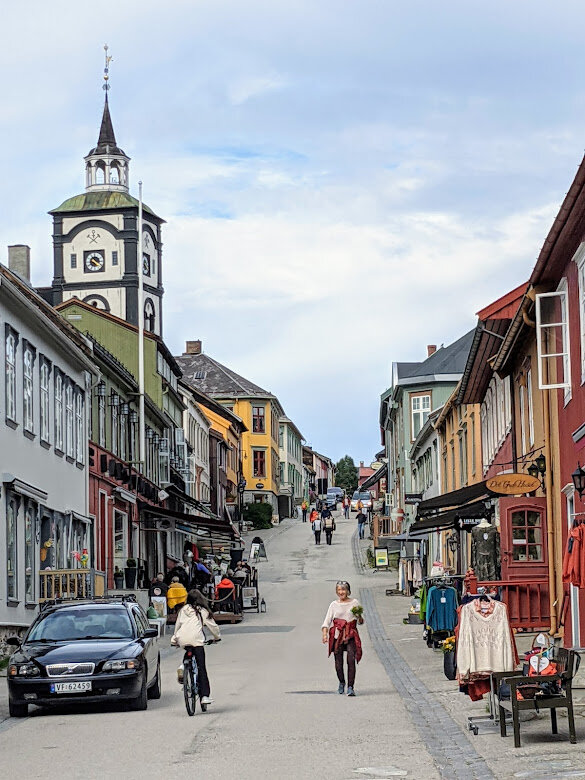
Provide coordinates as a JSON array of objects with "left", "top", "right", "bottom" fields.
[
  {"left": 124, "top": 558, "right": 137, "bottom": 589},
  {"left": 113, "top": 566, "right": 124, "bottom": 589},
  {"left": 441, "top": 635, "right": 456, "bottom": 680}
]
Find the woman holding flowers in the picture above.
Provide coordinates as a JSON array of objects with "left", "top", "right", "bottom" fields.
[{"left": 321, "top": 580, "right": 364, "bottom": 696}]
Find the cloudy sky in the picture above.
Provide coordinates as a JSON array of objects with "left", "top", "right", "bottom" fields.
[{"left": 2, "top": 1, "right": 585, "bottom": 464}]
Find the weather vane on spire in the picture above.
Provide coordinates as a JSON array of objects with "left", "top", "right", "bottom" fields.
[{"left": 103, "top": 44, "right": 113, "bottom": 94}]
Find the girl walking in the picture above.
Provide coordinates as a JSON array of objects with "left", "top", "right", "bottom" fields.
[{"left": 321, "top": 581, "right": 364, "bottom": 696}]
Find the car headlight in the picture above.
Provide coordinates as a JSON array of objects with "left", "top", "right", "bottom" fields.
[
  {"left": 102, "top": 659, "right": 137, "bottom": 672},
  {"left": 9, "top": 663, "right": 40, "bottom": 677}
]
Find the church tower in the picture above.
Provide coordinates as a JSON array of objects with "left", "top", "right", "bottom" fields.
[{"left": 49, "top": 47, "right": 165, "bottom": 337}]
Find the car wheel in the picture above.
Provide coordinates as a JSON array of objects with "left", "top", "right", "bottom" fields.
[
  {"left": 147, "top": 658, "right": 161, "bottom": 700},
  {"left": 9, "top": 698, "right": 28, "bottom": 718},
  {"left": 129, "top": 670, "right": 148, "bottom": 711}
]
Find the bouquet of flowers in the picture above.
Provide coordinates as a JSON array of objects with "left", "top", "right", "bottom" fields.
[
  {"left": 440, "top": 636, "right": 456, "bottom": 654},
  {"left": 351, "top": 605, "right": 364, "bottom": 621}
]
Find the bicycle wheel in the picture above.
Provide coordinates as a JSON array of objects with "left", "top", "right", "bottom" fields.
[{"left": 183, "top": 661, "right": 196, "bottom": 716}]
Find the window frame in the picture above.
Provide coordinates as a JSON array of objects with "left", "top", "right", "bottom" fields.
[
  {"left": 75, "top": 390, "right": 85, "bottom": 464},
  {"left": 5, "top": 326, "right": 18, "bottom": 423},
  {"left": 55, "top": 371, "right": 64, "bottom": 452},
  {"left": 535, "top": 288, "right": 571, "bottom": 391},
  {"left": 6, "top": 493, "right": 18, "bottom": 600},
  {"left": 252, "top": 448, "right": 266, "bottom": 478},
  {"left": 65, "top": 382, "right": 74, "bottom": 458},
  {"left": 252, "top": 405, "right": 266, "bottom": 434},
  {"left": 22, "top": 342, "right": 36, "bottom": 434},
  {"left": 40, "top": 357, "right": 51, "bottom": 444},
  {"left": 410, "top": 393, "right": 431, "bottom": 441}
]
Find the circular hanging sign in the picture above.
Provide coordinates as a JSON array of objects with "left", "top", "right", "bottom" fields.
[
  {"left": 255, "top": 482, "right": 264, "bottom": 489},
  {"left": 486, "top": 473, "right": 540, "bottom": 495}
]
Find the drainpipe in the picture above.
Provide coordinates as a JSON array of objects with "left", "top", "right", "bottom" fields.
[{"left": 543, "top": 387, "right": 558, "bottom": 635}]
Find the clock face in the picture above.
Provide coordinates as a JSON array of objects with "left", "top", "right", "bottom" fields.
[
  {"left": 84, "top": 251, "right": 105, "bottom": 272},
  {"left": 143, "top": 253, "right": 150, "bottom": 275}
]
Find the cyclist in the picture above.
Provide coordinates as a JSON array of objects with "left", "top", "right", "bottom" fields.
[{"left": 171, "top": 589, "right": 220, "bottom": 706}]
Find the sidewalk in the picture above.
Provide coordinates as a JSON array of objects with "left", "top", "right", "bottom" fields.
[{"left": 354, "top": 535, "right": 585, "bottom": 779}]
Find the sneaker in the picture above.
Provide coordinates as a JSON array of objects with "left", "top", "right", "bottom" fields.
[
  {"left": 177, "top": 666, "right": 184, "bottom": 684},
  {"left": 200, "top": 696, "right": 214, "bottom": 705},
  {"left": 337, "top": 683, "right": 345, "bottom": 695},
  {"left": 347, "top": 687, "right": 355, "bottom": 697}
]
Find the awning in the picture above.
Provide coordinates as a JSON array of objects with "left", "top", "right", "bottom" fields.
[
  {"left": 139, "top": 503, "right": 238, "bottom": 539},
  {"left": 360, "top": 464, "right": 387, "bottom": 490},
  {"left": 416, "top": 481, "right": 490, "bottom": 515},
  {"left": 409, "top": 498, "right": 490, "bottom": 535}
]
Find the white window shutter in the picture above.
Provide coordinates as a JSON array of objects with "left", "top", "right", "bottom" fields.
[{"left": 535, "top": 290, "right": 571, "bottom": 390}]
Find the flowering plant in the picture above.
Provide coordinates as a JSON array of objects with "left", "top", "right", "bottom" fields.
[
  {"left": 351, "top": 605, "right": 363, "bottom": 618},
  {"left": 440, "top": 636, "right": 456, "bottom": 654}
]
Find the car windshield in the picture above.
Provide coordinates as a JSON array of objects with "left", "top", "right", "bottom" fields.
[
  {"left": 359, "top": 493, "right": 371, "bottom": 501},
  {"left": 27, "top": 607, "right": 134, "bottom": 642}
]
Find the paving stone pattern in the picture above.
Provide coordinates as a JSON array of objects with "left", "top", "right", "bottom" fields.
[{"left": 361, "top": 587, "right": 495, "bottom": 780}]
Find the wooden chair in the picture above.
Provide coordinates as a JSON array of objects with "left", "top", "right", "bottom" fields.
[{"left": 497, "top": 648, "right": 579, "bottom": 748}]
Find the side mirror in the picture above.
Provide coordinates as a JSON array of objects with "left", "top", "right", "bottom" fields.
[
  {"left": 6, "top": 636, "right": 21, "bottom": 647},
  {"left": 143, "top": 628, "right": 158, "bottom": 639}
]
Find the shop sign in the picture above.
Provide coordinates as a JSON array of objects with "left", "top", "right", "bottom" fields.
[
  {"left": 375, "top": 548, "right": 389, "bottom": 567},
  {"left": 455, "top": 516, "right": 483, "bottom": 531},
  {"left": 486, "top": 473, "right": 540, "bottom": 495},
  {"left": 255, "top": 482, "right": 264, "bottom": 489},
  {"left": 404, "top": 493, "right": 423, "bottom": 505}
]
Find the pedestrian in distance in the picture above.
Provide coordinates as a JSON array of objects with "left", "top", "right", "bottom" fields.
[
  {"left": 171, "top": 589, "right": 221, "bottom": 706},
  {"left": 321, "top": 581, "right": 364, "bottom": 696},
  {"left": 312, "top": 514, "right": 323, "bottom": 544},
  {"left": 343, "top": 495, "right": 350, "bottom": 519},
  {"left": 301, "top": 499, "right": 308, "bottom": 522},
  {"left": 309, "top": 508, "right": 319, "bottom": 525},
  {"left": 356, "top": 510, "right": 366, "bottom": 540},
  {"left": 322, "top": 507, "right": 336, "bottom": 545}
]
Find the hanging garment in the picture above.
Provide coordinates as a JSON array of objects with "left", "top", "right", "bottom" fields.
[
  {"left": 562, "top": 523, "right": 585, "bottom": 588},
  {"left": 456, "top": 599, "right": 516, "bottom": 678},
  {"left": 412, "top": 559, "right": 423, "bottom": 587},
  {"left": 418, "top": 584, "right": 428, "bottom": 620},
  {"left": 426, "top": 586, "right": 459, "bottom": 632},
  {"left": 471, "top": 524, "right": 500, "bottom": 581}
]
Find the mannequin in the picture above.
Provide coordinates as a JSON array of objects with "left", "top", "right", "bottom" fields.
[{"left": 471, "top": 518, "right": 500, "bottom": 581}]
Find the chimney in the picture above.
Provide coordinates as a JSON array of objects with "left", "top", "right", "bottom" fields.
[
  {"left": 185, "top": 340, "right": 202, "bottom": 355},
  {"left": 360, "top": 461, "right": 364, "bottom": 467},
  {"left": 8, "top": 245, "right": 31, "bottom": 281},
  {"left": 427, "top": 344, "right": 437, "bottom": 357}
]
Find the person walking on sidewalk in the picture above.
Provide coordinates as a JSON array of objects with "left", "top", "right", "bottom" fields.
[
  {"left": 322, "top": 509, "right": 336, "bottom": 545},
  {"left": 301, "top": 499, "right": 308, "bottom": 522},
  {"left": 321, "top": 581, "right": 363, "bottom": 696},
  {"left": 356, "top": 510, "right": 366, "bottom": 540},
  {"left": 343, "top": 495, "right": 350, "bottom": 519},
  {"left": 309, "top": 508, "right": 318, "bottom": 525},
  {"left": 312, "top": 514, "right": 323, "bottom": 544}
]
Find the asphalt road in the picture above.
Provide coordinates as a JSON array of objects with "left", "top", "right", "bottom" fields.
[{"left": 0, "top": 512, "right": 440, "bottom": 780}]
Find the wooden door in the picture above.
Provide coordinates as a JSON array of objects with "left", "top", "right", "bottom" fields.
[{"left": 499, "top": 497, "right": 548, "bottom": 581}]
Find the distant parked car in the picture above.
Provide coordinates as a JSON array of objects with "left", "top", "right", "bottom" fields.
[
  {"left": 324, "top": 494, "right": 337, "bottom": 510},
  {"left": 327, "top": 487, "right": 344, "bottom": 504},
  {"left": 7, "top": 596, "right": 160, "bottom": 717},
  {"left": 350, "top": 490, "right": 373, "bottom": 512}
]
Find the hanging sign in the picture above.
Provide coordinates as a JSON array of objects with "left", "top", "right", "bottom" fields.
[
  {"left": 486, "top": 473, "right": 540, "bottom": 495},
  {"left": 455, "top": 517, "right": 483, "bottom": 531},
  {"left": 404, "top": 493, "right": 423, "bottom": 505}
]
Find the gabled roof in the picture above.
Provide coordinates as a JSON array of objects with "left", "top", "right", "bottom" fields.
[
  {"left": 175, "top": 352, "right": 276, "bottom": 400},
  {"left": 393, "top": 330, "right": 474, "bottom": 389},
  {"left": 458, "top": 284, "right": 526, "bottom": 404},
  {"left": 179, "top": 378, "right": 247, "bottom": 433}
]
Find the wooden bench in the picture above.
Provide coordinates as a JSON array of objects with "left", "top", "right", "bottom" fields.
[{"left": 497, "top": 648, "right": 579, "bottom": 748}]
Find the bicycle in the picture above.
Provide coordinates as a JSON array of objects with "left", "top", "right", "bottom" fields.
[{"left": 182, "top": 639, "right": 220, "bottom": 716}]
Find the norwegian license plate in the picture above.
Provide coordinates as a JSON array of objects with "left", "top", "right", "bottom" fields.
[{"left": 50, "top": 681, "right": 92, "bottom": 694}]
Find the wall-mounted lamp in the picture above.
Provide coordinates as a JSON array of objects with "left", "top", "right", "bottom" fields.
[
  {"left": 447, "top": 532, "right": 459, "bottom": 553},
  {"left": 96, "top": 383, "right": 106, "bottom": 398},
  {"left": 572, "top": 463, "right": 585, "bottom": 499},
  {"left": 527, "top": 454, "right": 546, "bottom": 489},
  {"left": 109, "top": 393, "right": 119, "bottom": 407},
  {"left": 129, "top": 410, "right": 139, "bottom": 424},
  {"left": 146, "top": 428, "right": 155, "bottom": 440},
  {"left": 120, "top": 402, "right": 130, "bottom": 416}
]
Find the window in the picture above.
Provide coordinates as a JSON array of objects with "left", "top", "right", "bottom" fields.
[
  {"left": 279, "top": 424, "right": 284, "bottom": 448},
  {"left": 40, "top": 360, "right": 50, "bottom": 442},
  {"left": 411, "top": 394, "right": 431, "bottom": 439},
  {"left": 252, "top": 406, "right": 265, "bottom": 433},
  {"left": 112, "top": 251, "right": 118, "bottom": 266},
  {"left": 511, "top": 509, "right": 543, "bottom": 561},
  {"left": 65, "top": 383, "right": 74, "bottom": 457},
  {"left": 6, "top": 329, "right": 17, "bottom": 421},
  {"left": 75, "top": 391, "right": 84, "bottom": 463},
  {"left": 519, "top": 383, "right": 526, "bottom": 456},
  {"left": 253, "top": 449, "right": 266, "bottom": 477},
  {"left": 23, "top": 345, "right": 34, "bottom": 433},
  {"left": 144, "top": 299, "right": 155, "bottom": 332},
  {"left": 98, "top": 383, "right": 106, "bottom": 447},
  {"left": 111, "top": 395, "right": 119, "bottom": 456},
  {"left": 535, "top": 289, "right": 570, "bottom": 390},
  {"left": 55, "top": 373, "right": 63, "bottom": 450},
  {"left": 7, "top": 495, "right": 17, "bottom": 599},
  {"left": 527, "top": 368, "right": 535, "bottom": 447},
  {"left": 25, "top": 503, "right": 35, "bottom": 602},
  {"left": 70, "top": 253, "right": 77, "bottom": 269}
]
